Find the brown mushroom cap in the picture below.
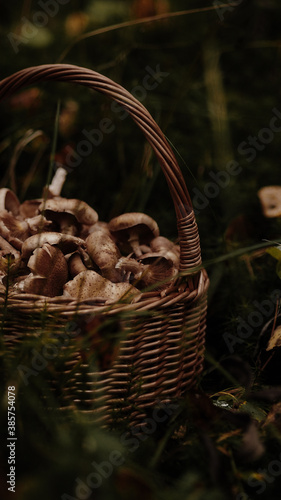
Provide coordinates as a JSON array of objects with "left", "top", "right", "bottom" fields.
[
  {"left": 26, "top": 215, "right": 53, "bottom": 234},
  {"left": 0, "top": 217, "right": 25, "bottom": 250},
  {"left": 108, "top": 212, "right": 159, "bottom": 257},
  {"left": 26, "top": 243, "right": 68, "bottom": 296},
  {"left": 44, "top": 210, "right": 79, "bottom": 235},
  {"left": 257, "top": 186, "right": 281, "bottom": 218},
  {"left": 80, "top": 220, "right": 110, "bottom": 240},
  {"left": 150, "top": 236, "right": 180, "bottom": 268},
  {"left": 88, "top": 221, "right": 110, "bottom": 234},
  {"left": 63, "top": 270, "right": 139, "bottom": 303},
  {"left": 19, "top": 199, "right": 42, "bottom": 218},
  {"left": 115, "top": 256, "right": 144, "bottom": 282},
  {"left": 86, "top": 230, "right": 122, "bottom": 282},
  {"left": 0, "top": 235, "right": 20, "bottom": 260},
  {"left": 116, "top": 254, "right": 176, "bottom": 291},
  {"left": 0, "top": 188, "right": 20, "bottom": 215},
  {"left": 21, "top": 232, "right": 85, "bottom": 260},
  {"left": 39, "top": 198, "right": 98, "bottom": 226},
  {"left": 0, "top": 235, "right": 21, "bottom": 274},
  {"left": 0, "top": 212, "right": 30, "bottom": 241},
  {"left": 137, "top": 253, "right": 177, "bottom": 290}
]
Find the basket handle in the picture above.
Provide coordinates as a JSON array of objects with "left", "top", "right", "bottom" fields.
[{"left": 0, "top": 64, "right": 201, "bottom": 271}]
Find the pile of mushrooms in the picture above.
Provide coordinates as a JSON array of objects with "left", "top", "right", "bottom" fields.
[{"left": 0, "top": 168, "right": 180, "bottom": 304}]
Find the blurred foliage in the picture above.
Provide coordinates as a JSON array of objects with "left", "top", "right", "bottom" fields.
[{"left": 1, "top": 0, "right": 281, "bottom": 499}]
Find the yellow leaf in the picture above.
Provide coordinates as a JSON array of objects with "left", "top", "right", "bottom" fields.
[
  {"left": 266, "top": 325, "right": 281, "bottom": 351},
  {"left": 266, "top": 246, "right": 281, "bottom": 261},
  {"left": 217, "top": 429, "right": 242, "bottom": 443}
]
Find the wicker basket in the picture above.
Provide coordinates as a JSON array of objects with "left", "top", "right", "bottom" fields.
[{"left": 0, "top": 64, "right": 209, "bottom": 426}]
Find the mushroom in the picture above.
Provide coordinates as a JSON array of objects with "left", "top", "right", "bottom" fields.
[
  {"left": 0, "top": 212, "right": 30, "bottom": 241},
  {"left": 22, "top": 243, "right": 68, "bottom": 296},
  {"left": 0, "top": 218, "right": 23, "bottom": 250},
  {"left": 21, "top": 232, "right": 85, "bottom": 260},
  {"left": 19, "top": 199, "right": 42, "bottom": 218},
  {"left": 15, "top": 275, "right": 48, "bottom": 296},
  {"left": 0, "top": 235, "right": 21, "bottom": 274},
  {"left": 150, "top": 236, "right": 180, "bottom": 268},
  {"left": 257, "top": 186, "right": 281, "bottom": 218},
  {"left": 116, "top": 254, "right": 176, "bottom": 291},
  {"left": 0, "top": 212, "right": 54, "bottom": 245},
  {"left": 138, "top": 253, "right": 177, "bottom": 290},
  {"left": 48, "top": 166, "right": 68, "bottom": 197},
  {"left": 26, "top": 214, "right": 53, "bottom": 234},
  {"left": 68, "top": 252, "right": 87, "bottom": 277},
  {"left": 63, "top": 270, "right": 139, "bottom": 303},
  {"left": 0, "top": 188, "right": 20, "bottom": 215},
  {"left": 115, "top": 256, "right": 144, "bottom": 283},
  {"left": 86, "top": 230, "right": 122, "bottom": 282},
  {"left": 39, "top": 198, "right": 98, "bottom": 235},
  {"left": 80, "top": 220, "right": 110, "bottom": 239},
  {"left": 88, "top": 221, "right": 110, "bottom": 234},
  {"left": 139, "top": 244, "right": 152, "bottom": 254},
  {"left": 108, "top": 212, "right": 159, "bottom": 258}
]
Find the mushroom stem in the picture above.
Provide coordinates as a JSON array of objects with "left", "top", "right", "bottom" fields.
[
  {"left": 128, "top": 229, "right": 142, "bottom": 258},
  {"left": 116, "top": 257, "right": 143, "bottom": 277},
  {"left": 48, "top": 167, "right": 68, "bottom": 197},
  {"left": 68, "top": 252, "right": 87, "bottom": 277}
]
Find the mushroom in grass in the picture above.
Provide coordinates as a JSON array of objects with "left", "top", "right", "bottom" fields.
[
  {"left": 108, "top": 212, "right": 159, "bottom": 258},
  {"left": 86, "top": 230, "right": 122, "bottom": 282},
  {"left": 21, "top": 232, "right": 85, "bottom": 260},
  {"left": 63, "top": 270, "right": 139, "bottom": 303},
  {"left": 150, "top": 236, "right": 180, "bottom": 268},
  {"left": 257, "top": 186, "right": 281, "bottom": 218},
  {"left": 116, "top": 254, "right": 177, "bottom": 291},
  {"left": 0, "top": 188, "right": 20, "bottom": 215},
  {"left": 39, "top": 198, "right": 98, "bottom": 235}
]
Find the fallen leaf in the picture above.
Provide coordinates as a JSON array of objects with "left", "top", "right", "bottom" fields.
[
  {"left": 266, "top": 325, "right": 281, "bottom": 351},
  {"left": 263, "top": 402, "right": 281, "bottom": 431}
]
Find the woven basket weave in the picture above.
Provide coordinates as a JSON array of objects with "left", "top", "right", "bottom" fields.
[{"left": 0, "top": 64, "right": 209, "bottom": 426}]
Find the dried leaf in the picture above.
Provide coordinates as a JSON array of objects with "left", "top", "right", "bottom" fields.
[
  {"left": 266, "top": 245, "right": 281, "bottom": 261},
  {"left": 263, "top": 402, "right": 281, "bottom": 430},
  {"left": 266, "top": 325, "right": 281, "bottom": 351}
]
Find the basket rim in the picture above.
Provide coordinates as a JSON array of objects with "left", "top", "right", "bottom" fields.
[{"left": 0, "top": 268, "right": 209, "bottom": 315}]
